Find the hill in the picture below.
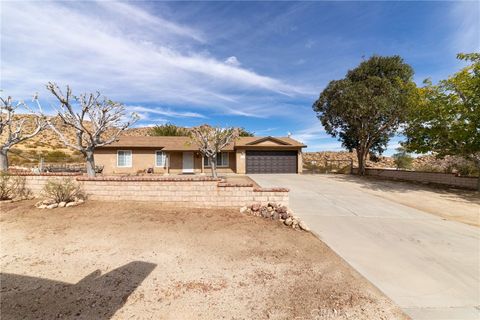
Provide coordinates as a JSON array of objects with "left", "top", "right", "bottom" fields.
[
  {"left": 1, "top": 115, "right": 150, "bottom": 166},
  {"left": 2, "top": 115, "right": 477, "bottom": 176}
]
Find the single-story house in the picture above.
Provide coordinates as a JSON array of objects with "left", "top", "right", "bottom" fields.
[{"left": 95, "top": 136, "right": 306, "bottom": 175}]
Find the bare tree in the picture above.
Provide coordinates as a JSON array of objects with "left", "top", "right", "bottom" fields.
[
  {"left": 0, "top": 95, "right": 46, "bottom": 172},
  {"left": 46, "top": 83, "right": 138, "bottom": 177},
  {"left": 189, "top": 125, "right": 239, "bottom": 178}
]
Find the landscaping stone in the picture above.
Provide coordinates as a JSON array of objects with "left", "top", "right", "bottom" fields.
[
  {"left": 298, "top": 220, "right": 310, "bottom": 231},
  {"left": 242, "top": 203, "right": 308, "bottom": 231},
  {"left": 46, "top": 203, "right": 58, "bottom": 209},
  {"left": 251, "top": 203, "right": 261, "bottom": 212},
  {"left": 58, "top": 202, "right": 67, "bottom": 208}
]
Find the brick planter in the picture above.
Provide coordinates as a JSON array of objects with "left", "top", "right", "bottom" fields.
[{"left": 20, "top": 175, "right": 289, "bottom": 208}]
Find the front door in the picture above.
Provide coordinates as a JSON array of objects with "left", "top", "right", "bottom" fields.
[{"left": 182, "top": 152, "right": 194, "bottom": 173}]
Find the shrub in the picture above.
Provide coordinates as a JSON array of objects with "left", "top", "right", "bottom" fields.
[
  {"left": 42, "top": 178, "right": 83, "bottom": 203},
  {"left": 392, "top": 148, "right": 413, "bottom": 170},
  {"left": 149, "top": 123, "right": 189, "bottom": 136},
  {"left": 0, "top": 174, "right": 32, "bottom": 200}
]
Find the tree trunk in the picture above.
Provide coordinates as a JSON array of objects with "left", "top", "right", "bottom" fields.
[
  {"left": 476, "top": 160, "right": 480, "bottom": 192},
  {"left": 0, "top": 149, "right": 8, "bottom": 172},
  {"left": 210, "top": 157, "right": 218, "bottom": 178},
  {"left": 85, "top": 150, "right": 96, "bottom": 177},
  {"left": 356, "top": 149, "right": 366, "bottom": 175}
]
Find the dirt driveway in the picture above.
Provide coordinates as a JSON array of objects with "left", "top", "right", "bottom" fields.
[
  {"left": 250, "top": 174, "right": 480, "bottom": 320},
  {"left": 0, "top": 200, "right": 407, "bottom": 320}
]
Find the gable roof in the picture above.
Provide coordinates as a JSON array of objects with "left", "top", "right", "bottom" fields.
[
  {"left": 98, "top": 135, "right": 305, "bottom": 150},
  {"left": 240, "top": 136, "right": 295, "bottom": 146}
]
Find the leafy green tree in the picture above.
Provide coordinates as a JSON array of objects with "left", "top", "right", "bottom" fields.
[
  {"left": 403, "top": 53, "right": 480, "bottom": 189},
  {"left": 392, "top": 147, "right": 413, "bottom": 170},
  {"left": 149, "top": 123, "right": 189, "bottom": 136},
  {"left": 313, "top": 55, "right": 417, "bottom": 174},
  {"left": 238, "top": 127, "right": 254, "bottom": 137}
]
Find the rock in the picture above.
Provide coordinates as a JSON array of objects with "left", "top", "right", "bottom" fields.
[
  {"left": 58, "top": 202, "right": 67, "bottom": 208},
  {"left": 277, "top": 206, "right": 287, "bottom": 214},
  {"left": 267, "top": 206, "right": 274, "bottom": 212},
  {"left": 260, "top": 208, "right": 270, "bottom": 218},
  {"left": 76, "top": 199, "right": 85, "bottom": 204},
  {"left": 38, "top": 204, "right": 47, "bottom": 209},
  {"left": 35, "top": 200, "right": 43, "bottom": 207},
  {"left": 46, "top": 203, "right": 58, "bottom": 209},
  {"left": 240, "top": 206, "right": 248, "bottom": 214},
  {"left": 42, "top": 199, "right": 55, "bottom": 205},
  {"left": 272, "top": 211, "right": 279, "bottom": 220},
  {"left": 298, "top": 220, "right": 310, "bottom": 231},
  {"left": 66, "top": 202, "right": 78, "bottom": 207},
  {"left": 251, "top": 203, "right": 261, "bottom": 212},
  {"left": 280, "top": 211, "right": 290, "bottom": 220},
  {"left": 284, "top": 218, "right": 293, "bottom": 226}
]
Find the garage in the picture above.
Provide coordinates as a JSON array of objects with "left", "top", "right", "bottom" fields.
[{"left": 246, "top": 150, "right": 297, "bottom": 174}]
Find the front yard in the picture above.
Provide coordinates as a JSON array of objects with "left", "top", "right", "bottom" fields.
[{"left": 0, "top": 200, "right": 407, "bottom": 319}]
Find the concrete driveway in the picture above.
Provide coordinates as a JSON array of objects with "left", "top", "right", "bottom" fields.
[{"left": 250, "top": 174, "right": 480, "bottom": 320}]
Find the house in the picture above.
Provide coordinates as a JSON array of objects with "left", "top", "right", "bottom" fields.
[{"left": 94, "top": 136, "right": 306, "bottom": 175}]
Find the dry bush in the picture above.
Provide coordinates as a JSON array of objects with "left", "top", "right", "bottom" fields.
[
  {"left": 42, "top": 178, "right": 83, "bottom": 203},
  {"left": 0, "top": 174, "right": 32, "bottom": 200}
]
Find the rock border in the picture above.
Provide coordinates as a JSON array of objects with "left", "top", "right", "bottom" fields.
[
  {"left": 240, "top": 203, "right": 309, "bottom": 231},
  {"left": 35, "top": 198, "right": 85, "bottom": 209}
]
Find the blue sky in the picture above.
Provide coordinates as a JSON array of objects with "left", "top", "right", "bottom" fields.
[{"left": 1, "top": 1, "right": 479, "bottom": 154}]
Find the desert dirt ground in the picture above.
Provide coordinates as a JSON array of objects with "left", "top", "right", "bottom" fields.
[
  {"left": 1, "top": 200, "right": 408, "bottom": 320},
  {"left": 326, "top": 175, "right": 480, "bottom": 227}
]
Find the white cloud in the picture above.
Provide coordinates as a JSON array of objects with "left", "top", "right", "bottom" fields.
[
  {"left": 450, "top": 1, "right": 480, "bottom": 53},
  {"left": 291, "top": 124, "right": 327, "bottom": 144},
  {"left": 126, "top": 106, "right": 206, "bottom": 119},
  {"left": 1, "top": 1, "right": 312, "bottom": 117},
  {"left": 224, "top": 56, "right": 241, "bottom": 67},
  {"left": 305, "top": 39, "right": 315, "bottom": 49}
]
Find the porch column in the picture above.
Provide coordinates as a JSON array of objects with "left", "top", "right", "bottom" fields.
[
  {"left": 200, "top": 154, "right": 205, "bottom": 175},
  {"left": 165, "top": 153, "right": 170, "bottom": 175}
]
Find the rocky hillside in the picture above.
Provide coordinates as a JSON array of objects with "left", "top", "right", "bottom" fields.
[
  {"left": 3, "top": 115, "right": 477, "bottom": 176},
  {"left": 304, "top": 152, "right": 478, "bottom": 176},
  {"left": 1, "top": 115, "right": 150, "bottom": 166}
]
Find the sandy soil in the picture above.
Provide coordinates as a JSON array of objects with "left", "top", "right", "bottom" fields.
[
  {"left": 224, "top": 175, "right": 260, "bottom": 187},
  {"left": 0, "top": 200, "right": 408, "bottom": 320},
  {"left": 329, "top": 175, "right": 480, "bottom": 227}
]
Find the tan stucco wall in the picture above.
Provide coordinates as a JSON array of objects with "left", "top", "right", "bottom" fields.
[
  {"left": 236, "top": 149, "right": 246, "bottom": 174},
  {"left": 95, "top": 148, "right": 168, "bottom": 175},
  {"left": 95, "top": 149, "right": 236, "bottom": 175},
  {"left": 297, "top": 150, "right": 303, "bottom": 174}
]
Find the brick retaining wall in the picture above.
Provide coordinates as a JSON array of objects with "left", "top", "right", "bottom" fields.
[
  {"left": 21, "top": 175, "right": 289, "bottom": 207},
  {"left": 352, "top": 168, "right": 478, "bottom": 190}
]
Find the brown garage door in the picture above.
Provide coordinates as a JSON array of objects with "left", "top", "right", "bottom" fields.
[{"left": 246, "top": 151, "right": 297, "bottom": 173}]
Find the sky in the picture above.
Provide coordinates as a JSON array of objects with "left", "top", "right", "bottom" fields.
[{"left": 1, "top": 1, "right": 479, "bottom": 154}]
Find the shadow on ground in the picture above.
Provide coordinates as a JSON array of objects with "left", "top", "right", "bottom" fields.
[
  {"left": 1, "top": 261, "right": 156, "bottom": 320},
  {"left": 324, "top": 174, "right": 480, "bottom": 205}
]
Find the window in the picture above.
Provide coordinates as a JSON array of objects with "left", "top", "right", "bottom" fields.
[
  {"left": 204, "top": 152, "right": 229, "bottom": 167},
  {"left": 117, "top": 150, "right": 132, "bottom": 167},
  {"left": 155, "top": 151, "right": 167, "bottom": 167}
]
